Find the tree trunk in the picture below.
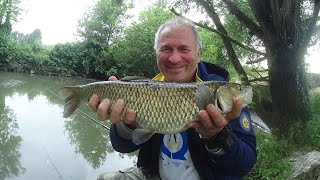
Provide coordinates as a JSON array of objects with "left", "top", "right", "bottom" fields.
[
  {"left": 268, "top": 46, "right": 310, "bottom": 138},
  {"left": 248, "top": 0, "right": 311, "bottom": 138}
]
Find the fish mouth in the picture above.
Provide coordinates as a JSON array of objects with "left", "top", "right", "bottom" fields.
[{"left": 216, "top": 99, "right": 223, "bottom": 112}]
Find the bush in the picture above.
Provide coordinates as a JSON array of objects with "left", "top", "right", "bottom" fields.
[
  {"left": 305, "top": 91, "right": 320, "bottom": 150},
  {"left": 0, "top": 31, "right": 51, "bottom": 73}
]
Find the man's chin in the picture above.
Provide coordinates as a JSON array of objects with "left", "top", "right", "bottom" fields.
[{"left": 166, "top": 76, "right": 185, "bottom": 83}]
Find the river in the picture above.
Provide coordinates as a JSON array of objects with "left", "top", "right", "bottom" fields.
[{"left": 0, "top": 72, "right": 136, "bottom": 180}]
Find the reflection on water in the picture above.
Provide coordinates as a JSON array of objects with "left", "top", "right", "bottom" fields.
[
  {"left": 0, "top": 103, "right": 24, "bottom": 179},
  {"left": 0, "top": 72, "right": 136, "bottom": 180}
]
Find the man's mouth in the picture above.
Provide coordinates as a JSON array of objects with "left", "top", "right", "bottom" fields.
[{"left": 166, "top": 65, "right": 184, "bottom": 70}]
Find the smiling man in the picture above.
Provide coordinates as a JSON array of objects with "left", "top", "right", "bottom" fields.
[
  {"left": 91, "top": 18, "right": 257, "bottom": 180},
  {"left": 154, "top": 23, "right": 200, "bottom": 83}
]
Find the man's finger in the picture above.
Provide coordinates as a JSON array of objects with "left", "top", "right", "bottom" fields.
[
  {"left": 206, "top": 104, "right": 227, "bottom": 128},
  {"left": 109, "top": 99, "right": 125, "bottom": 123},
  {"left": 124, "top": 109, "right": 136, "bottom": 125},
  {"left": 109, "top": 76, "right": 118, "bottom": 81},
  {"left": 97, "top": 98, "right": 111, "bottom": 120},
  {"left": 226, "top": 98, "right": 242, "bottom": 121},
  {"left": 197, "top": 109, "right": 213, "bottom": 128},
  {"left": 89, "top": 94, "right": 100, "bottom": 112},
  {"left": 186, "top": 121, "right": 201, "bottom": 129}
]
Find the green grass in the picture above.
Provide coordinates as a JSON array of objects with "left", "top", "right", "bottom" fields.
[
  {"left": 305, "top": 91, "right": 320, "bottom": 150},
  {"left": 244, "top": 131, "right": 292, "bottom": 180}
]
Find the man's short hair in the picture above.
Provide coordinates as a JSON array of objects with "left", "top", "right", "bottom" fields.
[{"left": 154, "top": 17, "right": 202, "bottom": 52}]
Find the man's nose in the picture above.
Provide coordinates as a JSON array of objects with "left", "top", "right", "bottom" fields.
[{"left": 168, "top": 50, "right": 182, "bottom": 64}]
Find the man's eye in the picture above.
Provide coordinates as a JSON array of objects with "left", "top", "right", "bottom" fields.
[
  {"left": 181, "top": 49, "right": 190, "bottom": 53},
  {"left": 161, "top": 48, "right": 171, "bottom": 52}
]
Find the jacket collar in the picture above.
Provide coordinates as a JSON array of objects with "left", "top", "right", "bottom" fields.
[
  {"left": 152, "top": 60, "right": 229, "bottom": 82},
  {"left": 153, "top": 72, "right": 202, "bottom": 82}
]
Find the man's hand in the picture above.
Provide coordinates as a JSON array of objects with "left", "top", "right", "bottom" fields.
[
  {"left": 187, "top": 98, "right": 243, "bottom": 139},
  {"left": 88, "top": 76, "right": 138, "bottom": 129}
]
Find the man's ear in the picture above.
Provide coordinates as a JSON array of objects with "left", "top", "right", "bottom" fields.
[{"left": 196, "top": 49, "right": 201, "bottom": 63}]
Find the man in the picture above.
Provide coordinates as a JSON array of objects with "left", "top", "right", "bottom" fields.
[{"left": 90, "top": 18, "right": 257, "bottom": 180}]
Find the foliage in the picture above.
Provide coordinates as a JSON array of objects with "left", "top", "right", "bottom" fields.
[
  {"left": 0, "top": 31, "right": 14, "bottom": 67},
  {"left": 220, "top": 0, "right": 263, "bottom": 66},
  {"left": 77, "top": 0, "right": 131, "bottom": 47},
  {"left": 111, "top": 2, "right": 175, "bottom": 78},
  {"left": 76, "top": 0, "right": 132, "bottom": 78},
  {"left": 0, "top": 30, "right": 50, "bottom": 74},
  {"left": 11, "top": 29, "right": 42, "bottom": 44},
  {"left": 48, "top": 43, "right": 86, "bottom": 76},
  {"left": 199, "top": 28, "right": 227, "bottom": 65},
  {"left": 245, "top": 131, "right": 292, "bottom": 180}
]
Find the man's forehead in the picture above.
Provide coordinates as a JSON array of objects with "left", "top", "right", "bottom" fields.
[
  {"left": 159, "top": 26, "right": 195, "bottom": 45},
  {"left": 160, "top": 24, "right": 193, "bottom": 35},
  {"left": 158, "top": 41, "right": 192, "bottom": 48}
]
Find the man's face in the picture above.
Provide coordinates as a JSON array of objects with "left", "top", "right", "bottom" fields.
[{"left": 156, "top": 25, "right": 200, "bottom": 83}]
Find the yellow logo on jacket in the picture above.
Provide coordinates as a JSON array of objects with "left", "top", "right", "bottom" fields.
[{"left": 240, "top": 114, "right": 251, "bottom": 131}]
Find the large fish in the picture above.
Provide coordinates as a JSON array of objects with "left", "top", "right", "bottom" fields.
[{"left": 59, "top": 77, "right": 253, "bottom": 145}]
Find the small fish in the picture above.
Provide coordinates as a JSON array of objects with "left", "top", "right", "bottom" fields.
[{"left": 59, "top": 77, "right": 253, "bottom": 145}]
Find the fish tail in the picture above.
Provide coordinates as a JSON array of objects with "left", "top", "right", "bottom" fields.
[
  {"left": 195, "top": 85, "right": 215, "bottom": 110},
  {"left": 59, "top": 86, "right": 81, "bottom": 118}
]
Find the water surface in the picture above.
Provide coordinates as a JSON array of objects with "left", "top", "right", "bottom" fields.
[{"left": 0, "top": 72, "right": 136, "bottom": 180}]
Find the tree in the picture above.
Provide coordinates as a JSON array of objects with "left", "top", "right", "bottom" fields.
[
  {"left": 173, "top": 0, "right": 320, "bottom": 138},
  {"left": 77, "top": 0, "right": 130, "bottom": 47},
  {"left": 0, "top": 0, "right": 21, "bottom": 33},
  {"left": 77, "top": 0, "right": 131, "bottom": 77},
  {"left": 111, "top": 2, "right": 176, "bottom": 77},
  {"left": 11, "top": 29, "right": 42, "bottom": 44}
]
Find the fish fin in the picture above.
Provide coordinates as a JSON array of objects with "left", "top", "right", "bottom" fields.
[
  {"left": 132, "top": 128, "right": 155, "bottom": 145},
  {"left": 59, "top": 87, "right": 81, "bottom": 118},
  {"left": 120, "top": 76, "right": 150, "bottom": 82},
  {"left": 195, "top": 85, "right": 215, "bottom": 110}
]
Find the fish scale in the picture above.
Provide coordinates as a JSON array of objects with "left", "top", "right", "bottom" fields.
[{"left": 60, "top": 79, "right": 253, "bottom": 140}]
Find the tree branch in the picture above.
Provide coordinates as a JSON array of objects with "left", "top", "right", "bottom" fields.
[
  {"left": 170, "top": 8, "right": 266, "bottom": 56},
  {"left": 246, "top": 56, "right": 267, "bottom": 64},
  {"left": 252, "top": 68, "right": 268, "bottom": 73},
  {"left": 249, "top": 76, "right": 269, "bottom": 82},
  {"left": 193, "top": 0, "right": 250, "bottom": 84},
  {"left": 250, "top": 67, "right": 269, "bottom": 83},
  {"left": 221, "top": 0, "right": 264, "bottom": 40}
]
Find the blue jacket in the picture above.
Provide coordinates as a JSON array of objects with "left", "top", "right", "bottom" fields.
[{"left": 109, "top": 61, "right": 257, "bottom": 179}]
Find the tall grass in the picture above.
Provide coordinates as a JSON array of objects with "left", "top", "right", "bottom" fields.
[{"left": 305, "top": 90, "right": 320, "bottom": 150}]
